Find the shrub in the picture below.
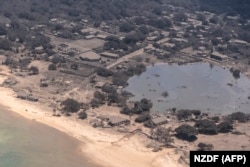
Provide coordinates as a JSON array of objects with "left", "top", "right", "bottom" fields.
[
  {"left": 217, "top": 121, "right": 233, "bottom": 133},
  {"left": 211, "top": 116, "right": 220, "bottom": 123},
  {"left": 191, "top": 110, "right": 201, "bottom": 116},
  {"left": 175, "top": 124, "right": 198, "bottom": 142},
  {"left": 140, "top": 98, "right": 153, "bottom": 111},
  {"left": 197, "top": 143, "right": 214, "bottom": 151},
  {"left": 112, "top": 73, "right": 128, "bottom": 86},
  {"left": 90, "top": 98, "right": 102, "bottom": 108},
  {"left": 119, "top": 21, "right": 135, "bottom": 33},
  {"left": 120, "top": 106, "right": 130, "bottom": 115},
  {"left": 143, "top": 120, "right": 156, "bottom": 128},
  {"left": 48, "top": 63, "right": 57, "bottom": 70},
  {"left": 0, "top": 39, "right": 12, "bottom": 50},
  {"left": 61, "top": 98, "right": 80, "bottom": 113},
  {"left": 96, "top": 68, "right": 113, "bottom": 77},
  {"left": 94, "top": 91, "right": 106, "bottom": 102},
  {"left": 40, "top": 83, "right": 48, "bottom": 87},
  {"left": 0, "top": 24, "right": 7, "bottom": 35},
  {"left": 176, "top": 110, "right": 192, "bottom": 120},
  {"left": 78, "top": 111, "right": 87, "bottom": 119},
  {"left": 195, "top": 119, "right": 218, "bottom": 135},
  {"left": 229, "top": 112, "right": 248, "bottom": 122},
  {"left": 230, "top": 68, "right": 240, "bottom": 79},
  {"left": 135, "top": 114, "right": 150, "bottom": 123},
  {"left": 29, "top": 66, "right": 39, "bottom": 75},
  {"left": 51, "top": 55, "right": 66, "bottom": 64},
  {"left": 70, "top": 63, "right": 78, "bottom": 70},
  {"left": 151, "top": 127, "right": 173, "bottom": 146}
]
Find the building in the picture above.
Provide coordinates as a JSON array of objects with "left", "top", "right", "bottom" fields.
[
  {"left": 151, "top": 116, "right": 169, "bottom": 126},
  {"left": 96, "top": 34, "right": 107, "bottom": 40},
  {"left": 156, "top": 38, "right": 170, "bottom": 45},
  {"left": 147, "top": 36, "right": 158, "bottom": 41},
  {"left": 17, "top": 91, "right": 30, "bottom": 100},
  {"left": 95, "top": 81, "right": 106, "bottom": 88},
  {"left": 100, "top": 52, "right": 119, "bottom": 59},
  {"left": 172, "top": 38, "right": 188, "bottom": 43},
  {"left": 79, "top": 51, "right": 101, "bottom": 61},
  {"left": 16, "top": 91, "right": 38, "bottom": 102},
  {"left": 108, "top": 116, "right": 130, "bottom": 126},
  {"left": 229, "top": 39, "right": 249, "bottom": 45},
  {"left": 85, "top": 35, "right": 95, "bottom": 40},
  {"left": 210, "top": 51, "right": 229, "bottom": 61},
  {"left": 162, "top": 42, "right": 175, "bottom": 49}
]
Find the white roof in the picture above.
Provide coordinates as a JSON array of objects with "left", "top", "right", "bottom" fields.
[{"left": 80, "top": 51, "right": 101, "bottom": 60}]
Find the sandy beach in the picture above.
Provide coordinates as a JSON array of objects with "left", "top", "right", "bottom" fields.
[{"left": 0, "top": 67, "right": 183, "bottom": 167}]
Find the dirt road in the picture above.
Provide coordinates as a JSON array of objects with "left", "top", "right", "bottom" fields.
[{"left": 106, "top": 47, "right": 145, "bottom": 69}]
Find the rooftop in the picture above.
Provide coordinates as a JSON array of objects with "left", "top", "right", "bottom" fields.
[
  {"left": 79, "top": 51, "right": 101, "bottom": 61},
  {"left": 101, "top": 52, "right": 119, "bottom": 58},
  {"left": 152, "top": 116, "right": 169, "bottom": 125},
  {"left": 211, "top": 51, "right": 228, "bottom": 59}
]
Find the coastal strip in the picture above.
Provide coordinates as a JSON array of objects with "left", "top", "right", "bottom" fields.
[{"left": 0, "top": 71, "right": 182, "bottom": 167}]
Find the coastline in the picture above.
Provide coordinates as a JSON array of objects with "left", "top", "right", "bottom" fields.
[{"left": 0, "top": 69, "right": 183, "bottom": 167}]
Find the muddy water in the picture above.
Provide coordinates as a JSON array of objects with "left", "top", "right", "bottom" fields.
[
  {"left": 125, "top": 63, "right": 250, "bottom": 114},
  {"left": 0, "top": 107, "right": 97, "bottom": 167}
]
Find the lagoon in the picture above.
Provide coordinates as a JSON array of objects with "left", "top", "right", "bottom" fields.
[{"left": 125, "top": 63, "right": 250, "bottom": 114}]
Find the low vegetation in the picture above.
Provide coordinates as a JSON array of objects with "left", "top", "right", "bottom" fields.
[
  {"left": 175, "top": 124, "right": 198, "bottom": 142},
  {"left": 195, "top": 119, "right": 218, "bottom": 135},
  {"left": 61, "top": 98, "right": 80, "bottom": 113},
  {"left": 228, "top": 112, "right": 248, "bottom": 123},
  {"left": 197, "top": 142, "right": 214, "bottom": 151}
]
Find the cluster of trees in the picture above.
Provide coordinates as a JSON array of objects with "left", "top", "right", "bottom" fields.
[
  {"left": 199, "top": 0, "right": 250, "bottom": 19},
  {"left": 29, "top": 66, "right": 39, "bottom": 75},
  {"left": 96, "top": 64, "right": 146, "bottom": 87},
  {"left": 230, "top": 68, "right": 241, "bottom": 79},
  {"left": 197, "top": 142, "right": 214, "bottom": 151},
  {"left": 90, "top": 84, "right": 126, "bottom": 108},
  {"left": 151, "top": 127, "right": 173, "bottom": 146},
  {"left": 104, "top": 31, "right": 147, "bottom": 51},
  {"left": 96, "top": 68, "right": 113, "bottom": 77},
  {"left": 60, "top": 98, "right": 87, "bottom": 119},
  {"left": 175, "top": 124, "right": 198, "bottom": 142},
  {"left": 104, "top": 35, "right": 128, "bottom": 51},
  {"left": 227, "top": 112, "right": 249, "bottom": 123},
  {"left": 175, "top": 119, "right": 234, "bottom": 142},
  {"left": 61, "top": 98, "right": 80, "bottom": 113},
  {"left": 174, "top": 111, "right": 248, "bottom": 142},
  {"left": 176, "top": 109, "right": 201, "bottom": 120},
  {"left": 120, "top": 98, "right": 153, "bottom": 115},
  {"left": 0, "top": 39, "right": 12, "bottom": 51}
]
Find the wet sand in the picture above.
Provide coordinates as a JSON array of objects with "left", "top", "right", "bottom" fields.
[{"left": 0, "top": 106, "right": 95, "bottom": 167}]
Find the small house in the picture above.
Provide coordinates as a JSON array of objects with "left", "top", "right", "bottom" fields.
[
  {"left": 151, "top": 116, "right": 169, "bottom": 126},
  {"left": 79, "top": 51, "right": 101, "bottom": 61},
  {"left": 107, "top": 116, "right": 130, "bottom": 126},
  {"left": 100, "top": 52, "right": 119, "bottom": 59},
  {"left": 85, "top": 35, "right": 95, "bottom": 40},
  {"left": 96, "top": 34, "right": 107, "bottom": 40},
  {"left": 95, "top": 81, "right": 106, "bottom": 88},
  {"left": 210, "top": 51, "right": 229, "bottom": 61}
]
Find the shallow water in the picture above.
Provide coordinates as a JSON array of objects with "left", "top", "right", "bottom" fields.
[
  {"left": 125, "top": 63, "right": 250, "bottom": 114},
  {"left": 0, "top": 107, "right": 96, "bottom": 167}
]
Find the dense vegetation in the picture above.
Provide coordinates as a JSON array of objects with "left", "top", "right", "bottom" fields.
[
  {"left": 175, "top": 124, "right": 198, "bottom": 142},
  {"left": 198, "top": 0, "right": 250, "bottom": 19}
]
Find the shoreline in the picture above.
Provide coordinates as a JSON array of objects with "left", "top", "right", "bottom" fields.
[{"left": 0, "top": 71, "right": 183, "bottom": 167}]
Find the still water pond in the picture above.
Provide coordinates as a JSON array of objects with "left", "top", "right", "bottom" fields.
[
  {"left": 0, "top": 108, "right": 96, "bottom": 167},
  {"left": 125, "top": 63, "right": 250, "bottom": 114}
]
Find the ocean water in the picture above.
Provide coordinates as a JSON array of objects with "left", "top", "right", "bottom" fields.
[
  {"left": 0, "top": 107, "right": 96, "bottom": 167},
  {"left": 125, "top": 63, "right": 250, "bottom": 114}
]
